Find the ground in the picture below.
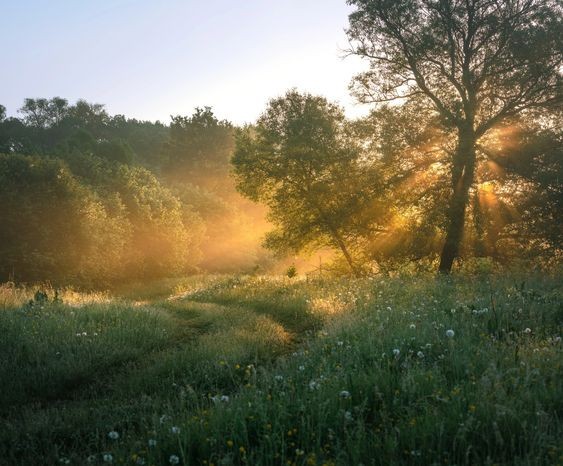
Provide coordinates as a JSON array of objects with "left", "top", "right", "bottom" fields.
[{"left": 0, "top": 273, "right": 561, "bottom": 465}]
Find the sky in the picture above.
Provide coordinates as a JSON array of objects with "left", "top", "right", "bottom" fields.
[{"left": 1, "top": 0, "right": 371, "bottom": 124}]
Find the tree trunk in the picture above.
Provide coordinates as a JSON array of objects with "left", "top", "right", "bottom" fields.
[
  {"left": 314, "top": 203, "right": 361, "bottom": 277},
  {"left": 333, "top": 232, "right": 361, "bottom": 277},
  {"left": 439, "top": 127, "right": 477, "bottom": 273}
]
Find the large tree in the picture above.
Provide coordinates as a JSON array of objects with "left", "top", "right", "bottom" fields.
[
  {"left": 232, "top": 90, "right": 384, "bottom": 275},
  {"left": 347, "top": 0, "right": 562, "bottom": 272}
]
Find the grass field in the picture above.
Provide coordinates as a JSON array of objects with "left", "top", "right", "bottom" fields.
[{"left": 0, "top": 272, "right": 561, "bottom": 466}]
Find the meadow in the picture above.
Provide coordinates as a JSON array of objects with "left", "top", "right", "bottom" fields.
[{"left": 0, "top": 271, "right": 561, "bottom": 466}]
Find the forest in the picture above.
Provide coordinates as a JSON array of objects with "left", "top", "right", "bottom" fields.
[{"left": 0, "top": 1, "right": 562, "bottom": 465}]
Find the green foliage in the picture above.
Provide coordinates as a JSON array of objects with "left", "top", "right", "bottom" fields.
[
  {"left": 0, "top": 274, "right": 561, "bottom": 465},
  {"left": 0, "top": 153, "right": 204, "bottom": 284},
  {"left": 232, "top": 90, "right": 386, "bottom": 275},
  {"left": 0, "top": 153, "right": 126, "bottom": 284},
  {"left": 286, "top": 264, "right": 297, "bottom": 279},
  {"left": 163, "top": 107, "right": 234, "bottom": 185},
  {"left": 347, "top": 0, "right": 563, "bottom": 272}
]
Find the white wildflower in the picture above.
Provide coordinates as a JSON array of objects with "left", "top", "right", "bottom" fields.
[
  {"left": 108, "top": 431, "right": 119, "bottom": 440},
  {"left": 339, "top": 390, "right": 351, "bottom": 399},
  {"left": 169, "top": 455, "right": 180, "bottom": 465},
  {"left": 446, "top": 329, "right": 455, "bottom": 338},
  {"left": 103, "top": 453, "right": 113, "bottom": 463}
]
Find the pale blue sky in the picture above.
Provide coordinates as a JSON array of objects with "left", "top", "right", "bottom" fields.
[{"left": 1, "top": 0, "right": 369, "bottom": 124}]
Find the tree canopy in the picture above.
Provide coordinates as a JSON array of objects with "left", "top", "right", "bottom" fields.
[
  {"left": 347, "top": 0, "right": 563, "bottom": 272},
  {"left": 232, "top": 90, "right": 386, "bottom": 275}
]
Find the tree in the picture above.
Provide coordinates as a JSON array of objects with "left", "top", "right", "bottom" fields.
[
  {"left": 232, "top": 90, "right": 385, "bottom": 276},
  {"left": 0, "top": 105, "right": 5, "bottom": 122},
  {"left": 163, "top": 107, "right": 234, "bottom": 186},
  {"left": 19, "top": 97, "right": 69, "bottom": 128},
  {"left": 347, "top": 0, "right": 563, "bottom": 272}
]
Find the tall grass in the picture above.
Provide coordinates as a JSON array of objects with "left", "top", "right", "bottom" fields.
[{"left": 0, "top": 273, "right": 561, "bottom": 465}]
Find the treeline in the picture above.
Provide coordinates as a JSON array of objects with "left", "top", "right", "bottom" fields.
[
  {"left": 1, "top": 1, "right": 562, "bottom": 282},
  {"left": 1, "top": 90, "right": 561, "bottom": 284},
  {"left": 0, "top": 99, "right": 269, "bottom": 285}
]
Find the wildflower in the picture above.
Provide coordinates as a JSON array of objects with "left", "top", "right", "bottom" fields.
[
  {"left": 336, "top": 340, "right": 344, "bottom": 346},
  {"left": 344, "top": 410, "right": 353, "bottom": 421},
  {"left": 103, "top": 453, "right": 113, "bottom": 463},
  {"left": 169, "top": 455, "right": 180, "bottom": 465},
  {"left": 524, "top": 327, "right": 532, "bottom": 334},
  {"left": 339, "top": 390, "right": 351, "bottom": 399},
  {"left": 296, "top": 449, "right": 305, "bottom": 456},
  {"left": 274, "top": 375, "right": 284, "bottom": 382},
  {"left": 227, "top": 440, "right": 234, "bottom": 448},
  {"left": 148, "top": 439, "right": 157, "bottom": 447},
  {"left": 417, "top": 351, "right": 424, "bottom": 359},
  {"left": 108, "top": 431, "right": 119, "bottom": 440},
  {"left": 298, "top": 365, "right": 305, "bottom": 371},
  {"left": 392, "top": 348, "right": 400, "bottom": 357},
  {"left": 446, "top": 329, "right": 455, "bottom": 338},
  {"left": 170, "top": 426, "right": 180, "bottom": 434},
  {"left": 309, "top": 380, "right": 319, "bottom": 390},
  {"left": 239, "top": 446, "right": 246, "bottom": 454},
  {"left": 159, "top": 414, "right": 170, "bottom": 424},
  {"left": 220, "top": 395, "right": 230, "bottom": 402},
  {"left": 87, "top": 455, "right": 96, "bottom": 463},
  {"left": 409, "top": 323, "right": 416, "bottom": 329}
]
